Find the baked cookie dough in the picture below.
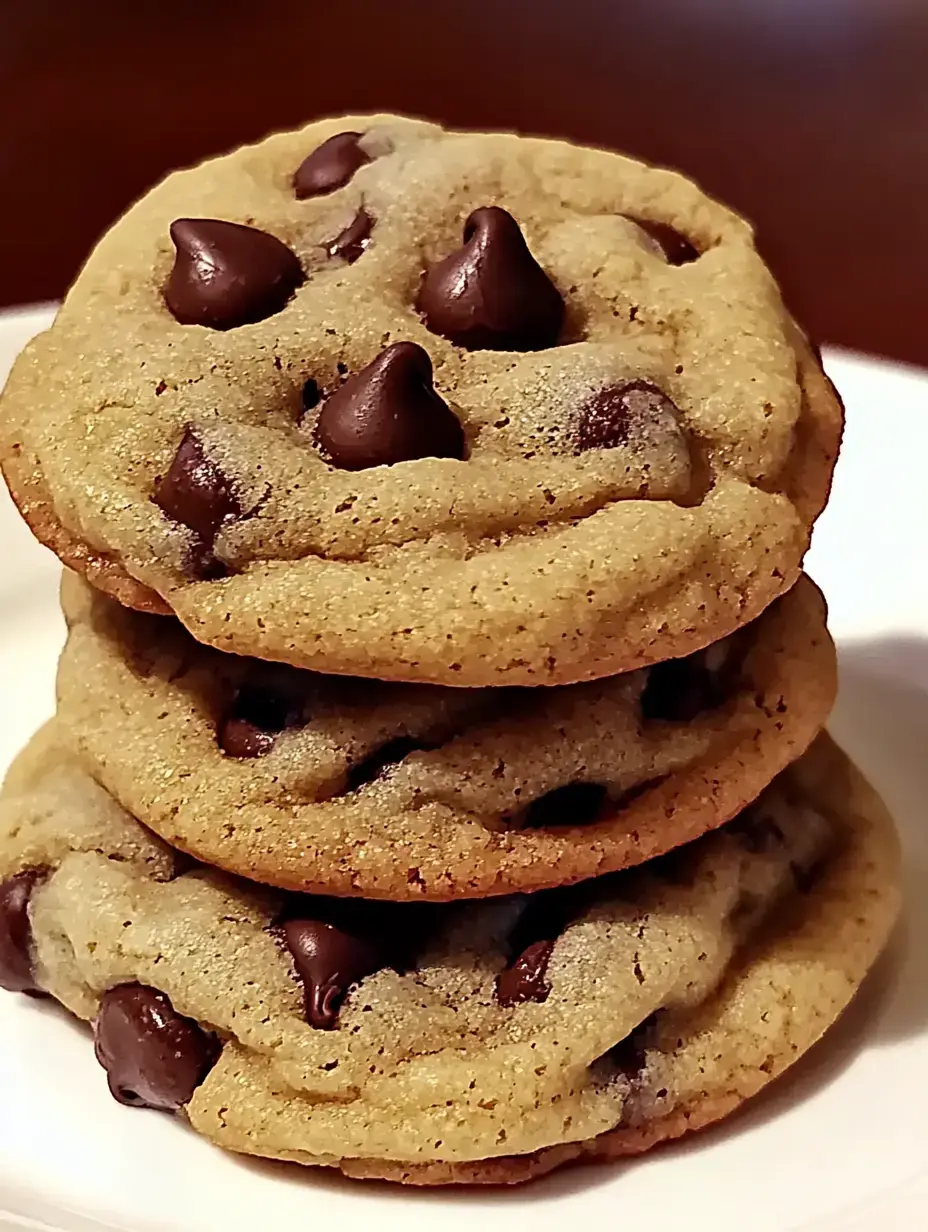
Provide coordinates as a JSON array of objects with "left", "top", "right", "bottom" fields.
[
  {"left": 0, "top": 728, "right": 899, "bottom": 1184},
  {"left": 57, "top": 572, "right": 835, "bottom": 899},
  {"left": 0, "top": 114, "right": 842, "bottom": 685}
]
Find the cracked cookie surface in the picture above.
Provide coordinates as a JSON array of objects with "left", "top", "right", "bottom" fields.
[
  {"left": 0, "top": 729, "right": 899, "bottom": 1182},
  {"left": 0, "top": 114, "right": 842, "bottom": 685},
  {"left": 56, "top": 573, "right": 834, "bottom": 898}
]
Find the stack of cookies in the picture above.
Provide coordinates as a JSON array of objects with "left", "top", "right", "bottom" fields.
[{"left": 0, "top": 116, "right": 900, "bottom": 1186}]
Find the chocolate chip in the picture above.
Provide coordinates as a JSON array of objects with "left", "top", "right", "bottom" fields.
[
  {"left": 283, "top": 919, "right": 385, "bottom": 1029},
  {"left": 218, "top": 677, "right": 303, "bottom": 759},
  {"left": 327, "top": 209, "right": 373, "bottom": 263},
  {"left": 496, "top": 939, "right": 555, "bottom": 1007},
  {"left": 640, "top": 648, "right": 729, "bottom": 723},
  {"left": 218, "top": 720, "right": 274, "bottom": 759},
  {"left": 154, "top": 429, "right": 240, "bottom": 550},
  {"left": 164, "top": 218, "right": 304, "bottom": 330},
  {"left": 314, "top": 341, "right": 465, "bottom": 470},
  {"left": 577, "top": 381, "right": 680, "bottom": 452},
  {"left": 524, "top": 782, "right": 608, "bottom": 828},
  {"left": 293, "top": 132, "right": 371, "bottom": 199},
  {"left": 632, "top": 218, "right": 700, "bottom": 266},
  {"left": 417, "top": 206, "right": 564, "bottom": 351},
  {"left": 0, "top": 868, "right": 48, "bottom": 994},
  {"left": 93, "top": 984, "right": 216, "bottom": 1110}
]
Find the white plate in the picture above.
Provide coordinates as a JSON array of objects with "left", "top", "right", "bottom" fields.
[{"left": 0, "top": 305, "right": 926, "bottom": 1231}]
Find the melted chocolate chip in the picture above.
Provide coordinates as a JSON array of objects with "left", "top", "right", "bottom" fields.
[
  {"left": 640, "top": 649, "right": 729, "bottom": 723},
  {"left": 218, "top": 720, "right": 274, "bottom": 759},
  {"left": 283, "top": 918, "right": 385, "bottom": 1029},
  {"left": 632, "top": 218, "right": 700, "bottom": 266},
  {"left": 524, "top": 782, "right": 608, "bottom": 828},
  {"left": 417, "top": 206, "right": 564, "bottom": 351},
  {"left": 164, "top": 219, "right": 304, "bottom": 330},
  {"left": 93, "top": 984, "right": 216, "bottom": 1110},
  {"left": 314, "top": 341, "right": 465, "bottom": 470},
  {"left": 293, "top": 132, "right": 371, "bottom": 199},
  {"left": 0, "top": 868, "right": 48, "bottom": 994},
  {"left": 327, "top": 209, "right": 373, "bottom": 263},
  {"left": 154, "top": 429, "right": 241, "bottom": 559},
  {"left": 496, "top": 939, "right": 555, "bottom": 1007},
  {"left": 577, "top": 381, "right": 680, "bottom": 452},
  {"left": 505, "top": 880, "right": 588, "bottom": 963},
  {"left": 495, "top": 878, "right": 599, "bottom": 1006},
  {"left": 218, "top": 677, "right": 303, "bottom": 759}
]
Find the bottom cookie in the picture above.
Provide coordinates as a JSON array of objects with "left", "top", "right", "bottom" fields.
[{"left": 0, "top": 728, "right": 900, "bottom": 1186}]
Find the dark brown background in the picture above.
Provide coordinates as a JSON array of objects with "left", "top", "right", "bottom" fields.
[{"left": 3, "top": 0, "right": 927, "bottom": 363}]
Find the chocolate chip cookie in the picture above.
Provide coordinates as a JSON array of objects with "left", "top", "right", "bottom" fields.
[
  {"left": 0, "top": 727, "right": 899, "bottom": 1183},
  {"left": 56, "top": 572, "right": 835, "bottom": 899},
  {"left": 0, "top": 114, "right": 842, "bottom": 685}
]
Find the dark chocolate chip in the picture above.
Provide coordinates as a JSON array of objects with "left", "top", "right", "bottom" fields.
[
  {"left": 577, "top": 380, "right": 680, "bottom": 452},
  {"left": 524, "top": 782, "right": 608, "bottom": 828},
  {"left": 277, "top": 894, "right": 432, "bottom": 971},
  {"left": 283, "top": 919, "right": 385, "bottom": 1029},
  {"left": 93, "top": 983, "right": 216, "bottom": 1110},
  {"left": 164, "top": 218, "right": 304, "bottom": 330},
  {"left": 417, "top": 206, "right": 564, "bottom": 351},
  {"left": 640, "top": 649, "right": 728, "bottom": 723},
  {"left": 293, "top": 132, "right": 371, "bottom": 199},
  {"left": 154, "top": 429, "right": 240, "bottom": 547},
  {"left": 0, "top": 868, "right": 48, "bottom": 994},
  {"left": 631, "top": 218, "right": 700, "bottom": 266},
  {"left": 218, "top": 718, "right": 275, "bottom": 759},
  {"left": 314, "top": 341, "right": 465, "bottom": 470},
  {"left": 496, "top": 939, "right": 555, "bottom": 1007},
  {"left": 218, "top": 677, "right": 303, "bottom": 759},
  {"left": 327, "top": 209, "right": 373, "bottom": 263},
  {"left": 505, "top": 886, "right": 574, "bottom": 959}
]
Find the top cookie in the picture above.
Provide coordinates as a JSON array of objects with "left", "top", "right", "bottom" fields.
[{"left": 0, "top": 115, "right": 842, "bottom": 686}]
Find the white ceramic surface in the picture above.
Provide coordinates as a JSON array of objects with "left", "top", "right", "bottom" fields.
[{"left": 0, "top": 305, "right": 926, "bottom": 1230}]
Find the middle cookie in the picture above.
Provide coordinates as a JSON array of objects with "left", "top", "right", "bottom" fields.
[{"left": 57, "top": 573, "right": 834, "bottom": 900}]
